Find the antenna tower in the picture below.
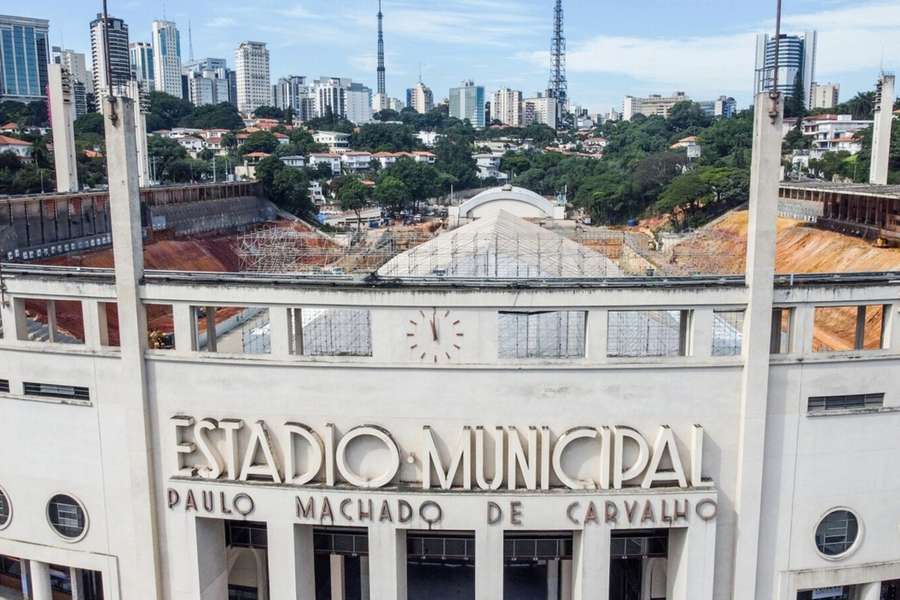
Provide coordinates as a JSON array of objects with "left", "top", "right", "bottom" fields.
[
  {"left": 188, "top": 20, "right": 194, "bottom": 62},
  {"left": 548, "top": 0, "right": 567, "bottom": 118},
  {"left": 376, "top": 0, "right": 386, "bottom": 96}
]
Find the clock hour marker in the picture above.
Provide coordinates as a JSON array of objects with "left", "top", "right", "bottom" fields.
[
  {"left": 410, "top": 344, "right": 418, "bottom": 349},
  {"left": 433, "top": 355, "right": 437, "bottom": 363},
  {"left": 420, "top": 352, "right": 426, "bottom": 360},
  {"left": 409, "top": 320, "right": 417, "bottom": 326},
  {"left": 445, "top": 352, "right": 451, "bottom": 360},
  {"left": 452, "top": 320, "right": 460, "bottom": 325},
  {"left": 453, "top": 344, "right": 461, "bottom": 350},
  {"left": 420, "top": 310, "right": 426, "bottom": 318},
  {"left": 444, "top": 310, "right": 450, "bottom": 318},
  {"left": 407, "top": 333, "right": 415, "bottom": 336},
  {"left": 456, "top": 333, "right": 464, "bottom": 337}
]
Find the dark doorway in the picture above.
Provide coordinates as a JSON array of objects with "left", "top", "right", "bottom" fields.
[
  {"left": 503, "top": 532, "right": 573, "bottom": 600},
  {"left": 407, "top": 532, "right": 476, "bottom": 600},
  {"left": 314, "top": 527, "right": 368, "bottom": 600},
  {"left": 609, "top": 530, "right": 668, "bottom": 600}
]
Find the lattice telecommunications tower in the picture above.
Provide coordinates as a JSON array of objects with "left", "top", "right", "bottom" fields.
[
  {"left": 548, "top": 0, "right": 567, "bottom": 121},
  {"left": 376, "top": 0, "right": 386, "bottom": 96}
]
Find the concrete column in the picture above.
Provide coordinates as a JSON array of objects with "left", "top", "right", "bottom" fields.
[
  {"left": 367, "top": 527, "right": 406, "bottom": 600},
  {"left": 173, "top": 303, "right": 194, "bottom": 353},
  {"left": 360, "top": 557, "right": 371, "bottom": 600},
  {"left": 547, "top": 559, "right": 560, "bottom": 600},
  {"left": 29, "top": 560, "right": 52, "bottom": 600},
  {"left": 666, "top": 522, "right": 716, "bottom": 600},
  {"left": 254, "top": 549, "right": 270, "bottom": 600},
  {"left": 48, "top": 63, "right": 79, "bottom": 193},
  {"left": 0, "top": 297, "right": 22, "bottom": 344},
  {"left": 690, "top": 308, "right": 715, "bottom": 358},
  {"left": 330, "top": 554, "right": 346, "bottom": 600},
  {"left": 104, "top": 93, "right": 162, "bottom": 599},
  {"left": 858, "top": 581, "right": 882, "bottom": 600},
  {"left": 82, "top": 300, "right": 106, "bottom": 349},
  {"left": 560, "top": 559, "right": 573, "bottom": 600},
  {"left": 269, "top": 306, "right": 292, "bottom": 359},
  {"left": 732, "top": 91, "right": 783, "bottom": 600},
  {"left": 791, "top": 304, "right": 815, "bottom": 355},
  {"left": 587, "top": 309, "right": 609, "bottom": 363},
  {"left": 128, "top": 81, "right": 151, "bottom": 188},
  {"left": 267, "top": 523, "right": 316, "bottom": 600},
  {"left": 70, "top": 567, "right": 84, "bottom": 600},
  {"left": 19, "top": 559, "right": 30, "bottom": 598},
  {"left": 194, "top": 518, "right": 228, "bottom": 600},
  {"left": 46, "top": 300, "right": 57, "bottom": 343},
  {"left": 869, "top": 74, "right": 895, "bottom": 185},
  {"left": 572, "top": 526, "right": 610, "bottom": 600},
  {"left": 475, "top": 527, "right": 504, "bottom": 600},
  {"left": 887, "top": 304, "right": 900, "bottom": 353}
]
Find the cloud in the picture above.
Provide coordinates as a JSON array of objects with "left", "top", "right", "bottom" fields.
[
  {"left": 517, "top": 0, "right": 900, "bottom": 100},
  {"left": 208, "top": 17, "right": 237, "bottom": 28},
  {"left": 275, "top": 4, "right": 320, "bottom": 19}
]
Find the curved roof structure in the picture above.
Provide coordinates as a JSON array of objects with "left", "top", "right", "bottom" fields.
[
  {"left": 457, "top": 185, "right": 560, "bottom": 220},
  {"left": 377, "top": 210, "right": 622, "bottom": 279}
]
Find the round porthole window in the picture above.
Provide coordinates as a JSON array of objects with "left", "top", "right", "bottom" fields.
[
  {"left": 815, "top": 509, "right": 860, "bottom": 558},
  {"left": 46, "top": 494, "right": 88, "bottom": 542},
  {"left": 0, "top": 486, "right": 11, "bottom": 530}
]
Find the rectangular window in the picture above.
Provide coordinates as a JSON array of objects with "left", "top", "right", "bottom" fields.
[
  {"left": 808, "top": 393, "right": 884, "bottom": 414},
  {"left": 19, "top": 299, "right": 85, "bottom": 344},
  {"left": 712, "top": 310, "right": 745, "bottom": 356},
  {"left": 813, "top": 305, "right": 887, "bottom": 352},
  {"left": 0, "top": 379, "right": 9, "bottom": 393},
  {"left": 770, "top": 307, "right": 793, "bottom": 354},
  {"left": 289, "top": 308, "right": 372, "bottom": 357},
  {"left": 497, "top": 311, "right": 586, "bottom": 359},
  {"left": 192, "top": 306, "right": 270, "bottom": 355},
  {"left": 146, "top": 304, "right": 175, "bottom": 350},
  {"left": 607, "top": 310, "right": 688, "bottom": 358},
  {"left": 22, "top": 382, "right": 90, "bottom": 402}
]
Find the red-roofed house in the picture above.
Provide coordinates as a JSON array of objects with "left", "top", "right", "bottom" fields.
[{"left": 0, "top": 135, "right": 33, "bottom": 162}]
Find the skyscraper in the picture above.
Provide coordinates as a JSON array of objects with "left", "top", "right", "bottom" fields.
[
  {"left": 130, "top": 42, "right": 154, "bottom": 90},
  {"left": 0, "top": 15, "right": 50, "bottom": 102},
  {"left": 492, "top": 88, "right": 523, "bottom": 126},
  {"left": 406, "top": 81, "right": 434, "bottom": 114},
  {"left": 152, "top": 20, "right": 183, "bottom": 98},
  {"left": 274, "top": 75, "right": 315, "bottom": 120},
  {"left": 449, "top": 80, "right": 485, "bottom": 128},
  {"left": 235, "top": 41, "right": 272, "bottom": 114},
  {"left": 183, "top": 59, "right": 233, "bottom": 106},
  {"left": 51, "top": 47, "right": 89, "bottom": 117},
  {"left": 754, "top": 31, "right": 817, "bottom": 109},
  {"left": 376, "top": 0, "right": 386, "bottom": 97},
  {"left": 90, "top": 13, "right": 130, "bottom": 97}
]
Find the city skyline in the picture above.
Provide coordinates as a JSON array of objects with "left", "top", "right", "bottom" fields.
[{"left": 12, "top": 0, "right": 900, "bottom": 112}]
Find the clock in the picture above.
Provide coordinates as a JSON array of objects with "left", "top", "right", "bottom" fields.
[{"left": 406, "top": 308, "right": 464, "bottom": 363}]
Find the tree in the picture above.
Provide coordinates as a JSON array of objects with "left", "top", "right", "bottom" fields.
[
  {"left": 186, "top": 103, "right": 244, "bottom": 130},
  {"left": 351, "top": 123, "right": 418, "bottom": 152},
  {"left": 374, "top": 175, "right": 408, "bottom": 213},
  {"left": 656, "top": 172, "right": 710, "bottom": 229},
  {"left": 784, "top": 73, "right": 807, "bottom": 119},
  {"left": 240, "top": 131, "right": 279, "bottom": 155},
  {"left": 380, "top": 158, "right": 441, "bottom": 210},
  {"left": 271, "top": 168, "right": 313, "bottom": 216},
  {"left": 435, "top": 135, "right": 478, "bottom": 190},
  {"left": 374, "top": 109, "right": 401, "bottom": 122},
  {"left": 74, "top": 112, "right": 105, "bottom": 137},
  {"left": 337, "top": 178, "right": 371, "bottom": 230},
  {"left": 253, "top": 106, "right": 285, "bottom": 120},
  {"left": 146, "top": 91, "right": 194, "bottom": 131}
]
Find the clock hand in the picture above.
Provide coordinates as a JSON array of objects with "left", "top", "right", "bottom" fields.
[{"left": 430, "top": 317, "right": 438, "bottom": 341}]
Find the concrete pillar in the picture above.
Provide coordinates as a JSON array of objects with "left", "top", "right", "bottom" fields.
[
  {"left": 587, "top": 309, "right": 608, "bottom": 363},
  {"left": 48, "top": 63, "right": 79, "bottom": 193},
  {"left": 869, "top": 74, "right": 895, "bottom": 185},
  {"left": 19, "top": 559, "right": 30, "bottom": 598},
  {"left": 360, "top": 557, "right": 371, "bottom": 600},
  {"left": 572, "top": 527, "right": 610, "bottom": 600},
  {"left": 732, "top": 91, "right": 783, "bottom": 600},
  {"left": 0, "top": 297, "right": 22, "bottom": 344},
  {"left": 887, "top": 304, "right": 900, "bottom": 353},
  {"left": 46, "top": 300, "right": 57, "bottom": 343},
  {"left": 547, "top": 559, "right": 560, "bottom": 600},
  {"left": 858, "top": 581, "right": 882, "bottom": 600},
  {"left": 791, "top": 304, "right": 815, "bottom": 355},
  {"left": 560, "top": 559, "right": 573, "bottom": 600},
  {"left": 128, "top": 81, "right": 151, "bottom": 188},
  {"left": 269, "top": 306, "right": 292, "bottom": 359},
  {"left": 267, "top": 523, "right": 316, "bottom": 600},
  {"left": 29, "top": 561, "right": 52, "bottom": 600},
  {"left": 194, "top": 518, "right": 228, "bottom": 600},
  {"left": 70, "top": 567, "right": 83, "bottom": 600},
  {"left": 103, "top": 94, "right": 162, "bottom": 599},
  {"left": 330, "top": 554, "right": 346, "bottom": 600},
  {"left": 367, "top": 527, "right": 406, "bottom": 600},
  {"left": 82, "top": 300, "right": 108, "bottom": 349},
  {"left": 172, "top": 303, "right": 194, "bottom": 353},
  {"left": 475, "top": 527, "right": 504, "bottom": 600},
  {"left": 253, "top": 549, "right": 269, "bottom": 600},
  {"left": 666, "top": 523, "right": 716, "bottom": 600},
  {"left": 690, "top": 308, "right": 715, "bottom": 358}
]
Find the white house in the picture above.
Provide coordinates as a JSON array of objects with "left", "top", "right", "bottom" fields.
[{"left": 0, "top": 135, "right": 33, "bottom": 162}]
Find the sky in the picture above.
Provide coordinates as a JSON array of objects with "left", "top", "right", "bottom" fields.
[{"left": 24, "top": 0, "right": 900, "bottom": 113}]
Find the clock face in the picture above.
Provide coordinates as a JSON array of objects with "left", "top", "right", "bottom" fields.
[{"left": 406, "top": 308, "right": 464, "bottom": 363}]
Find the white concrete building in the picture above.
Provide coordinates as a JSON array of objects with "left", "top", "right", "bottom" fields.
[
  {"left": 406, "top": 82, "right": 434, "bottom": 114},
  {"left": 524, "top": 95, "right": 558, "bottom": 129},
  {"left": 312, "top": 131, "right": 351, "bottom": 153},
  {"left": 1, "top": 93, "right": 900, "bottom": 600},
  {"left": 235, "top": 42, "right": 272, "bottom": 114},
  {"left": 623, "top": 92, "right": 689, "bottom": 121},
  {"left": 0, "top": 135, "right": 32, "bottom": 161},
  {"left": 492, "top": 88, "right": 523, "bottom": 127},
  {"left": 151, "top": 21, "right": 183, "bottom": 99},
  {"left": 341, "top": 152, "right": 374, "bottom": 174},
  {"left": 811, "top": 83, "right": 840, "bottom": 110},
  {"left": 308, "top": 152, "right": 344, "bottom": 174}
]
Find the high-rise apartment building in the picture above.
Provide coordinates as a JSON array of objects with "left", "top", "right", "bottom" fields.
[
  {"left": 309, "top": 77, "right": 373, "bottom": 124},
  {"left": 811, "top": 83, "right": 840, "bottom": 110},
  {"left": 184, "top": 59, "right": 233, "bottom": 106},
  {"left": 130, "top": 42, "right": 154, "bottom": 91},
  {"left": 449, "top": 80, "right": 485, "bottom": 128},
  {"left": 492, "top": 88, "right": 523, "bottom": 127},
  {"left": 523, "top": 94, "right": 557, "bottom": 129},
  {"left": 274, "top": 75, "right": 315, "bottom": 120},
  {"left": 53, "top": 47, "right": 91, "bottom": 94},
  {"left": 51, "top": 47, "right": 89, "bottom": 117},
  {"left": 698, "top": 96, "right": 738, "bottom": 119},
  {"left": 622, "top": 92, "right": 689, "bottom": 121},
  {"left": 346, "top": 82, "right": 373, "bottom": 124},
  {"left": 235, "top": 41, "right": 271, "bottom": 114},
  {"left": 0, "top": 15, "right": 50, "bottom": 102},
  {"left": 90, "top": 14, "right": 130, "bottom": 96},
  {"left": 406, "top": 81, "right": 434, "bottom": 114},
  {"left": 754, "top": 31, "right": 817, "bottom": 109},
  {"left": 151, "top": 20, "right": 183, "bottom": 98}
]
